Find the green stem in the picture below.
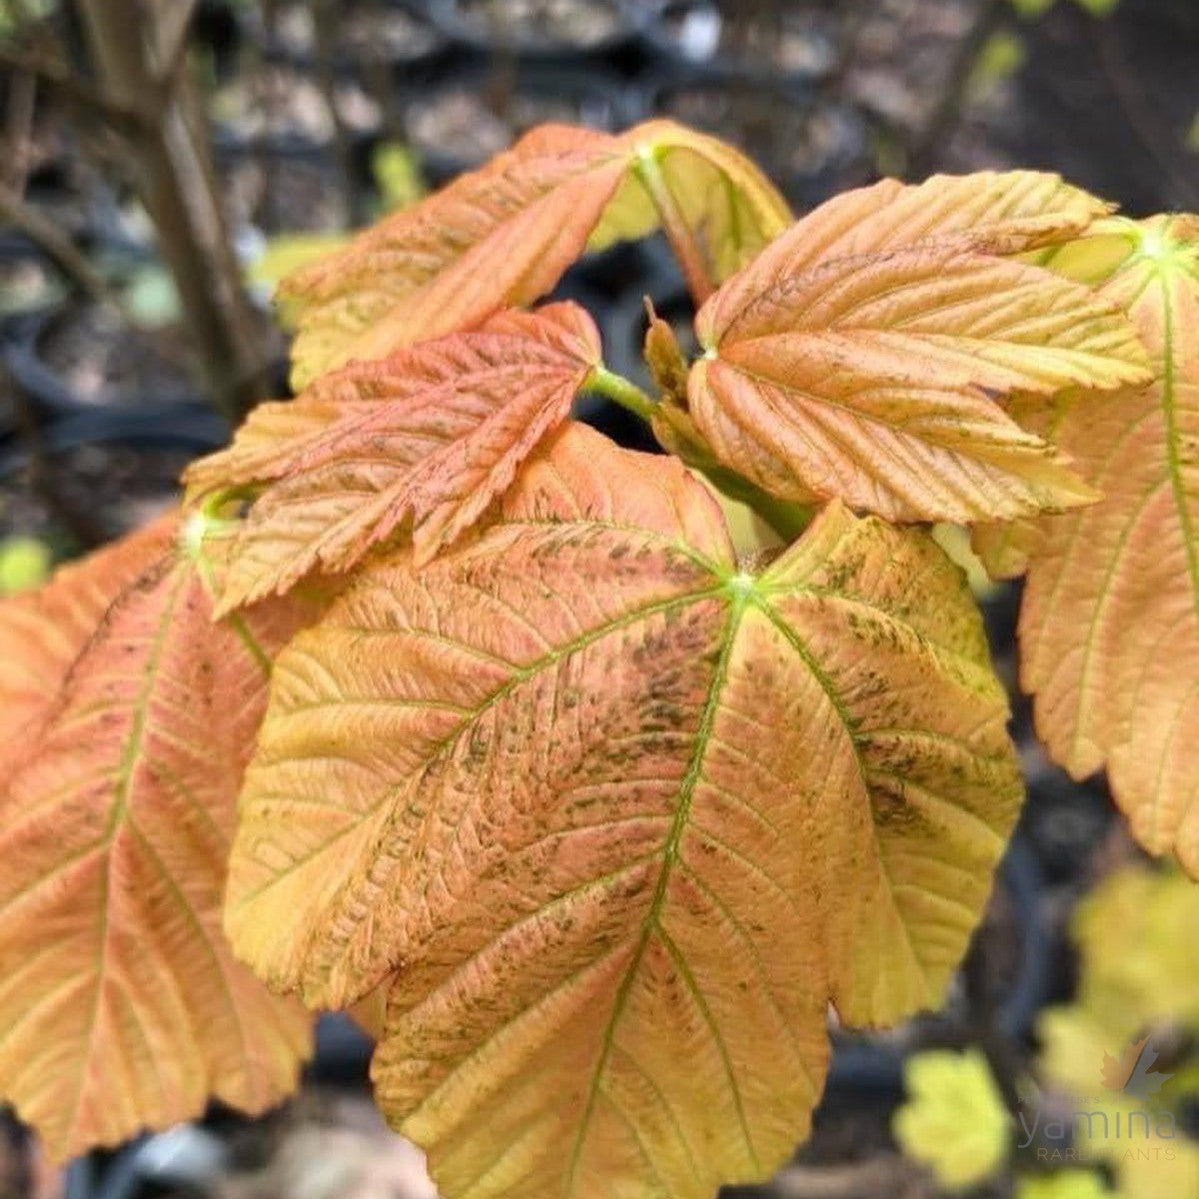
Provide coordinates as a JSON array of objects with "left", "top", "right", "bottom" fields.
[
  {"left": 587, "top": 365, "right": 657, "bottom": 422},
  {"left": 701, "top": 466, "right": 817, "bottom": 543},
  {"left": 584, "top": 367, "right": 815, "bottom": 541}
]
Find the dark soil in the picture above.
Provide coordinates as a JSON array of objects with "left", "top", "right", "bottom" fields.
[
  {"left": 212, "top": 64, "right": 381, "bottom": 145},
  {"left": 224, "top": 153, "right": 347, "bottom": 233},
  {"left": 262, "top": 2, "right": 445, "bottom": 65},
  {"left": 449, "top": 0, "right": 628, "bottom": 51},
  {"left": 0, "top": 441, "right": 187, "bottom": 549},
  {"left": 990, "top": 0, "right": 1199, "bottom": 214},
  {"left": 844, "top": 0, "right": 980, "bottom": 139},
  {"left": 0, "top": 256, "right": 63, "bottom": 319}
]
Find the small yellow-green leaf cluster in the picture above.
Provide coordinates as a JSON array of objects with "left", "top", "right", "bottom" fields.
[
  {"left": 1016, "top": 1171, "right": 1113, "bottom": 1199},
  {"left": 893, "top": 1048, "right": 1011, "bottom": 1189}
]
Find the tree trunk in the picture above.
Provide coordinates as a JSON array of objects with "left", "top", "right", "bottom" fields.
[{"left": 74, "top": 0, "right": 271, "bottom": 422}]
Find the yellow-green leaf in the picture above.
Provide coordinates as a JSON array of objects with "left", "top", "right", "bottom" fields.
[
  {"left": 1072, "top": 864, "right": 1199, "bottom": 1033},
  {"left": 1016, "top": 1170, "right": 1113, "bottom": 1199},
  {"left": 0, "top": 535, "right": 51, "bottom": 594},
  {"left": 1113, "top": 1134, "right": 1199, "bottom": 1199},
  {"left": 893, "top": 1049, "right": 1010, "bottom": 1189},
  {"left": 226, "top": 424, "right": 1022, "bottom": 1199},
  {"left": 1015, "top": 215, "right": 1199, "bottom": 874}
]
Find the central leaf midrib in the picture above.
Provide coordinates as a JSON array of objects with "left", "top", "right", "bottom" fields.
[
  {"left": 1157, "top": 268, "right": 1199, "bottom": 618},
  {"left": 563, "top": 589, "right": 755, "bottom": 1198},
  {"left": 65, "top": 560, "right": 185, "bottom": 1150}
]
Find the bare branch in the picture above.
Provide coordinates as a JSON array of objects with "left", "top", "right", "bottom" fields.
[
  {"left": 147, "top": 0, "right": 201, "bottom": 85},
  {"left": 0, "top": 42, "right": 147, "bottom": 132},
  {"left": 0, "top": 182, "right": 112, "bottom": 304}
]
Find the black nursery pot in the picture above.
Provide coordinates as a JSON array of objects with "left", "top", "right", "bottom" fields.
[
  {"left": 646, "top": 73, "right": 871, "bottom": 212},
  {"left": 0, "top": 243, "right": 68, "bottom": 442},
  {"left": 4, "top": 304, "right": 201, "bottom": 422},
  {"left": 423, "top": 0, "right": 649, "bottom": 60},
  {"left": 642, "top": 0, "right": 840, "bottom": 85},
  {"left": 402, "top": 61, "right": 640, "bottom": 184},
  {"left": 0, "top": 234, "right": 68, "bottom": 333}
]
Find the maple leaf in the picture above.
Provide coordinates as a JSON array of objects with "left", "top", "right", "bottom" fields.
[
  {"left": 278, "top": 121, "right": 791, "bottom": 387},
  {"left": 1099, "top": 1034, "right": 1173, "bottom": 1098},
  {"left": 1125, "top": 1039, "right": 1173, "bottom": 1097},
  {"left": 970, "top": 496, "right": 1048, "bottom": 581},
  {"left": 1013, "top": 215, "right": 1199, "bottom": 876},
  {"left": 185, "top": 303, "right": 602, "bottom": 614},
  {"left": 0, "top": 514, "right": 176, "bottom": 761},
  {"left": 745, "top": 169, "right": 1116, "bottom": 272},
  {"left": 688, "top": 198, "right": 1151, "bottom": 522},
  {"left": 0, "top": 519, "right": 316, "bottom": 1160},
  {"left": 1101, "top": 1035, "right": 1148, "bottom": 1091},
  {"left": 225, "top": 424, "right": 1023, "bottom": 1199}
]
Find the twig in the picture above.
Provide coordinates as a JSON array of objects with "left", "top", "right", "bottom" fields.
[
  {"left": 147, "top": 0, "right": 201, "bottom": 84},
  {"left": 3, "top": 69, "right": 37, "bottom": 193},
  {"left": 0, "top": 42, "right": 147, "bottom": 134},
  {"left": 907, "top": 0, "right": 1006, "bottom": 177},
  {"left": 0, "top": 183, "right": 111, "bottom": 304},
  {"left": 312, "top": 0, "right": 361, "bottom": 225},
  {"left": 77, "top": 0, "right": 273, "bottom": 420}
]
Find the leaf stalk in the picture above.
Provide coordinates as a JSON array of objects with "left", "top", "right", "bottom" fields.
[
  {"left": 587, "top": 365, "right": 658, "bottom": 422},
  {"left": 634, "top": 146, "right": 716, "bottom": 304}
]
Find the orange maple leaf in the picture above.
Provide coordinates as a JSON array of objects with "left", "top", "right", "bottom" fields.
[
  {"left": 0, "top": 517, "right": 318, "bottom": 1159},
  {"left": 1101, "top": 1036, "right": 1149, "bottom": 1091}
]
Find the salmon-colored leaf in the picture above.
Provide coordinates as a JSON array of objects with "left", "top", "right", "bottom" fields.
[
  {"left": 186, "top": 303, "right": 601, "bottom": 614},
  {"left": 280, "top": 121, "right": 789, "bottom": 387},
  {"left": 0, "top": 515, "right": 176, "bottom": 760},
  {"left": 0, "top": 525, "right": 314, "bottom": 1160},
  {"left": 1015, "top": 215, "right": 1199, "bottom": 876},
  {"left": 731, "top": 170, "right": 1113, "bottom": 297},
  {"left": 226, "top": 425, "right": 1021, "bottom": 1199},
  {"left": 690, "top": 240, "right": 1150, "bottom": 523}
]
